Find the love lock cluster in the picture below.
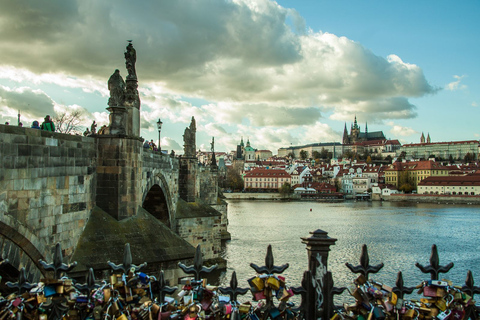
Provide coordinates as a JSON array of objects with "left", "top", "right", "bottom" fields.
[
  {"left": 0, "top": 244, "right": 305, "bottom": 320},
  {"left": 335, "top": 275, "right": 477, "bottom": 320}
]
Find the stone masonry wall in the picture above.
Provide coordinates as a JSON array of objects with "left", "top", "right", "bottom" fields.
[
  {"left": 176, "top": 215, "right": 223, "bottom": 261},
  {"left": 196, "top": 167, "right": 218, "bottom": 205},
  {"left": 0, "top": 124, "right": 96, "bottom": 270},
  {"left": 96, "top": 136, "right": 143, "bottom": 220}
]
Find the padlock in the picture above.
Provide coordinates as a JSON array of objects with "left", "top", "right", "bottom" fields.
[
  {"left": 403, "top": 309, "right": 417, "bottom": 320},
  {"left": 371, "top": 306, "right": 385, "bottom": 320},
  {"left": 250, "top": 277, "right": 265, "bottom": 291},
  {"left": 93, "top": 305, "right": 103, "bottom": 320},
  {"left": 435, "top": 298, "right": 447, "bottom": 311},
  {"left": 266, "top": 277, "right": 280, "bottom": 290},
  {"left": 437, "top": 309, "right": 451, "bottom": 320},
  {"left": 117, "top": 313, "right": 128, "bottom": 320},
  {"left": 39, "top": 315, "right": 47, "bottom": 320}
]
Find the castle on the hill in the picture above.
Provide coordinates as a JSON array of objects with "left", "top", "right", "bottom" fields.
[{"left": 342, "top": 116, "right": 386, "bottom": 144}]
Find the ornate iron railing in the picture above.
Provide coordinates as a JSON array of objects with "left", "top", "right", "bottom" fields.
[{"left": 0, "top": 230, "right": 479, "bottom": 320}]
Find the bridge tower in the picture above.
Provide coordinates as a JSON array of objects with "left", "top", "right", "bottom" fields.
[{"left": 95, "top": 42, "right": 143, "bottom": 220}]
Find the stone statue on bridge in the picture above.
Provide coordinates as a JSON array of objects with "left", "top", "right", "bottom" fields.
[
  {"left": 183, "top": 117, "right": 196, "bottom": 157},
  {"left": 125, "top": 42, "right": 137, "bottom": 80},
  {"left": 107, "top": 69, "right": 125, "bottom": 107}
]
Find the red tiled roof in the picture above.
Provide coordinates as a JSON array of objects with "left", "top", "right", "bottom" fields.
[{"left": 244, "top": 168, "right": 291, "bottom": 178}]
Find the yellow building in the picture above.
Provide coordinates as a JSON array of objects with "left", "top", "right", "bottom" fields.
[{"left": 384, "top": 160, "right": 449, "bottom": 189}]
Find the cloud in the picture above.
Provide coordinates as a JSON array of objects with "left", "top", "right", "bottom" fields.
[
  {"left": 387, "top": 122, "right": 418, "bottom": 137},
  {"left": 446, "top": 75, "right": 467, "bottom": 91},
  {"left": 0, "top": 85, "right": 55, "bottom": 122},
  {"left": 0, "top": 0, "right": 435, "bottom": 128},
  {"left": 472, "top": 101, "right": 477, "bottom": 107},
  {"left": 161, "top": 137, "right": 182, "bottom": 153}
]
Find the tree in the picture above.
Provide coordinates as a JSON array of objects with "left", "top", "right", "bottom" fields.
[
  {"left": 343, "top": 150, "right": 354, "bottom": 159},
  {"left": 366, "top": 155, "right": 372, "bottom": 164},
  {"left": 320, "top": 148, "right": 329, "bottom": 160},
  {"left": 384, "top": 155, "right": 393, "bottom": 163},
  {"left": 312, "top": 151, "right": 321, "bottom": 160},
  {"left": 449, "top": 155, "right": 455, "bottom": 164},
  {"left": 464, "top": 153, "right": 474, "bottom": 163},
  {"left": 287, "top": 152, "right": 295, "bottom": 159},
  {"left": 226, "top": 167, "right": 244, "bottom": 191},
  {"left": 279, "top": 182, "right": 292, "bottom": 198},
  {"left": 54, "top": 110, "right": 84, "bottom": 134},
  {"left": 299, "top": 150, "right": 309, "bottom": 160}
]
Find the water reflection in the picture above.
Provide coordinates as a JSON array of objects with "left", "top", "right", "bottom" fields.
[{"left": 218, "top": 200, "right": 480, "bottom": 304}]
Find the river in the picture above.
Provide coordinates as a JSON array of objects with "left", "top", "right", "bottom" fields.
[{"left": 217, "top": 200, "right": 480, "bottom": 303}]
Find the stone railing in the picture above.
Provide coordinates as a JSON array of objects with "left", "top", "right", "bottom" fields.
[{"left": 1, "top": 230, "right": 479, "bottom": 320}]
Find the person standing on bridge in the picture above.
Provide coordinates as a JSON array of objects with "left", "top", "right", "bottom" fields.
[{"left": 41, "top": 115, "right": 55, "bottom": 132}]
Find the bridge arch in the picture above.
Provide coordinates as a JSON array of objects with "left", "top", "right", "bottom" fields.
[
  {"left": 142, "top": 172, "right": 176, "bottom": 229},
  {"left": 0, "top": 220, "right": 45, "bottom": 283}
]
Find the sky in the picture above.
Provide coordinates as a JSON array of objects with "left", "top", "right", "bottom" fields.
[{"left": 0, "top": 0, "right": 479, "bottom": 155}]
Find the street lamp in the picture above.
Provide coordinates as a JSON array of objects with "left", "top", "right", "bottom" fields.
[{"left": 156, "top": 118, "right": 163, "bottom": 151}]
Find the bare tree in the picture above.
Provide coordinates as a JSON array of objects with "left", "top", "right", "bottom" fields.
[{"left": 53, "top": 110, "right": 84, "bottom": 134}]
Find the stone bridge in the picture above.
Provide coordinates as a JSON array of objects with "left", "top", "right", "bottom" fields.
[
  {"left": 0, "top": 43, "right": 226, "bottom": 287},
  {"left": 0, "top": 124, "right": 226, "bottom": 285}
]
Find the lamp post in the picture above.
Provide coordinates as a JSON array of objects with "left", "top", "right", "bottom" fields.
[{"left": 156, "top": 118, "right": 163, "bottom": 151}]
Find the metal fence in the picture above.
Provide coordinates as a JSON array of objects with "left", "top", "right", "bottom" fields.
[{"left": 1, "top": 229, "right": 479, "bottom": 320}]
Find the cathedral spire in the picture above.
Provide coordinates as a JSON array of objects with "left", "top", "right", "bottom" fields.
[
  {"left": 427, "top": 133, "right": 431, "bottom": 143},
  {"left": 421, "top": 132, "right": 425, "bottom": 143},
  {"left": 354, "top": 115, "right": 358, "bottom": 129},
  {"left": 365, "top": 122, "right": 368, "bottom": 133}
]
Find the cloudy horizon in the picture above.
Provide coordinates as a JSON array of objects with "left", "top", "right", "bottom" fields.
[{"left": 1, "top": 0, "right": 478, "bottom": 154}]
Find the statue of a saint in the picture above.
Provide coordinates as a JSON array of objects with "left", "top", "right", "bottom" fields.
[
  {"left": 183, "top": 116, "right": 197, "bottom": 157},
  {"left": 107, "top": 69, "right": 125, "bottom": 106},
  {"left": 125, "top": 43, "right": 137, "bottom": 80}
]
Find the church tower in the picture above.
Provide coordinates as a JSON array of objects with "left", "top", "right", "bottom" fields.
[
  {"left": 427, "top": 133, "right": 431, "bottom": 143},
  {"left": 342, "top": 123, "right": 349, "bottom": 144},
  {"left": 421, "top": 132, "right": 425, "bottom": 143},
  {"left": 351, "top": 116, "right": 360, "bottom": 143}
]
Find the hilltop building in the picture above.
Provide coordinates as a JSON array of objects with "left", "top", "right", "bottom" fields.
[
  {"left": 397, "top": 135, "right": 479, "bottom": 161},
  {"left": 343, "top": 116, "right": 386, "bottom": 144}
]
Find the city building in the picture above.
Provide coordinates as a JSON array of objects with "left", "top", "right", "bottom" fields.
[
  {"left": 243, "top": 168, "right": 291, "bottom": 191},
  {"left": 255, "top": 149, "right": 273, "bottom": 161},
  {"left": 398, "top": 137, "right": 479, "bottom": 161},
  {"left": 277, "top": 142, "right": 342, "bottom": 158},
  {"left": 384, "top": 160, "right": 450, "bottom": 189},
  {"left": 417, "top": 171, "right": 480, "bottom": 195}
]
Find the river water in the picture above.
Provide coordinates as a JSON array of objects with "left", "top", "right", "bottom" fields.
[{"left": 217, "top": 200, "right": 480, "bottom": 303}]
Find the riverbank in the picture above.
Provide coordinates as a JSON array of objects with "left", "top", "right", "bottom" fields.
[
  {"left": 386, "top": 194, "right": 480, "bottom": 204},
  {"left": 223, "top": 192, "right": 288, "bottom": 200}
]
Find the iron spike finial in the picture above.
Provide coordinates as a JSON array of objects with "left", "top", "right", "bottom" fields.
[
  {"left": 152, "top": 270, "right": 177, "bottom": 304},
  {"left": 415, "top": 244, "right": 454, "bottom": 280},
  {"left": 250, "top": 245, "right": 289, "bottom": 275},
  {"left": 290, "top": 270, "right": 309, "bottom": 317},
  {"left": 178, "top": 245, "right": 217, "bottom": 281},
  {"left": 462, "top": 270, "right": 480, "bottom": 298},
  {"left": 218, "top": 271, "right": 249, "bottom": 303},
  {"left": 39, "top": 243, "right": 77, "bottom": 279},
  {"left": 6, "top": 267, "right": 37, "bottom": 294},
  {"left": 107, "top": 243, "right": 147, "bottom": 274},
  {"left": 392, "top": 271, "right": 415, "bottom": 299},
  {"left": 345, "top": 244, "right": 383, "bottom": 279},
  {"left": 74, "top": 268, "right": 100, "bottom": 294},
  {"left": 461, "top": 270, "right": 480, "bottom": 320}
]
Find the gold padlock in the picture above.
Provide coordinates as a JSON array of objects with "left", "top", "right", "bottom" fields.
[{"left": 117, "top": 314, "right": 128, "bottom": 320}]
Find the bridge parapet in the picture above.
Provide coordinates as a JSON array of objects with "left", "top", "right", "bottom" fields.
[{"left": 0, "top": 124, "right": 96, "bottom": 275}]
